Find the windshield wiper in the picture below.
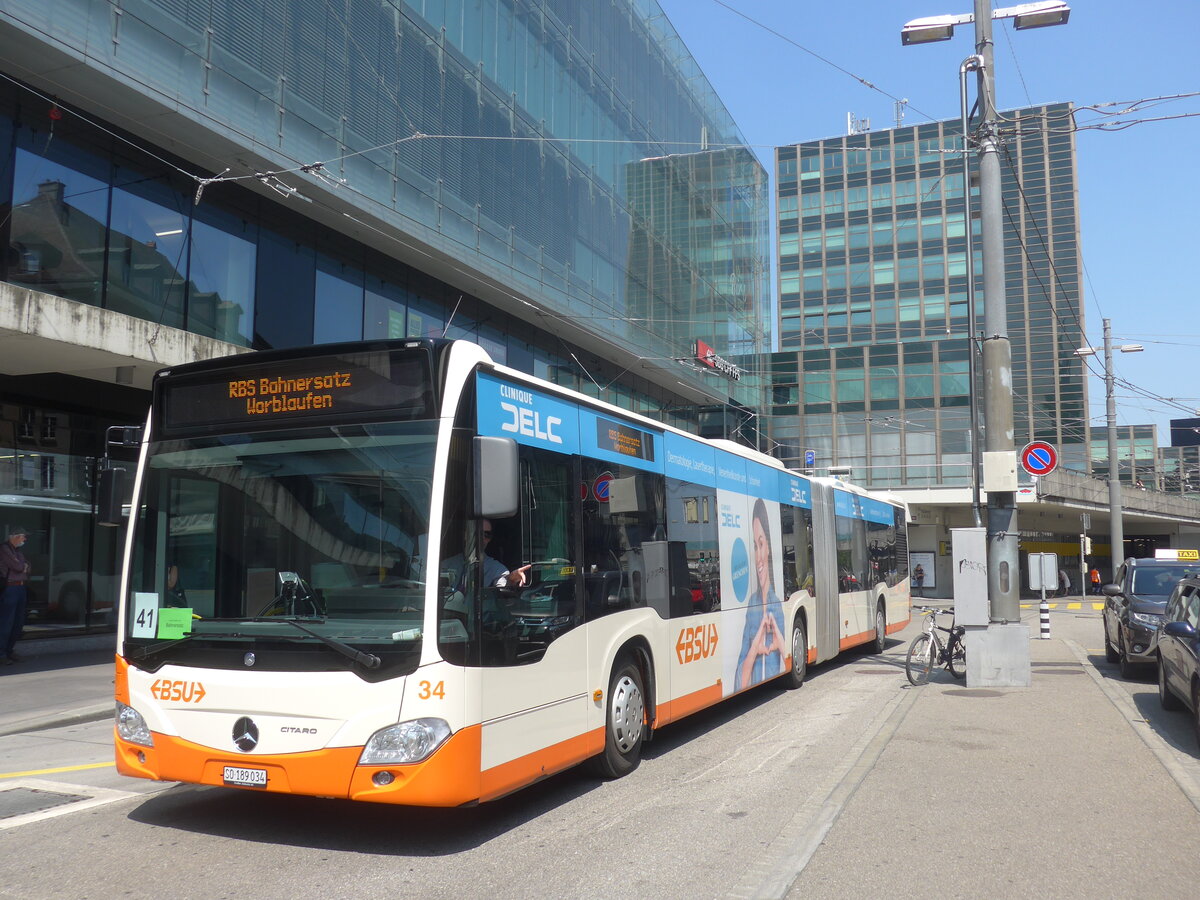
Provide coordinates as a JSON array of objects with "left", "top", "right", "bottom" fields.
[
  {"left": 132, "top": 631, "right": 248, "bottom": 660},
  {"left": 247, "top": 617, "right": 382, "bottom": 669},
  {"left": 133, "top": 619, "right": 382, "bottom": 669}
]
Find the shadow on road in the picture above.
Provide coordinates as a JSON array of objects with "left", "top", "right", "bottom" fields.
[
  {"left": 126, "top": 765, "right": 603, "bottom": 856},
  {"left": 125, "top": 638, "right": 910, "bottom": 851}
]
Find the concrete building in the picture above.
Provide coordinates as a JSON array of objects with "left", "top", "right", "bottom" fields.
[{"left": 0, "top": 0, "right": 768, "bottom": 634}]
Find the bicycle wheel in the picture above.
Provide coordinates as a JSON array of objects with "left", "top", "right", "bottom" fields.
[
  {"left": 947, "top": 634, "right": 967, "bottom": 680},
  {"left": 906, "top": 633, "right": 936, "bottom": 686}
]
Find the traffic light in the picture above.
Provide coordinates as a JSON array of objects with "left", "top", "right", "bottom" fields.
[{"left": 1082, "top": 536, "right": 1093, "bottom": 555}]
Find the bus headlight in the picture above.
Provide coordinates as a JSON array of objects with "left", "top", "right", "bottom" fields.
[
  {"left": 359, "top": 718, "right": 451, "bottom": 765},
  {"left": 115, "top": 702, "right": 154, "bottom": 747}
]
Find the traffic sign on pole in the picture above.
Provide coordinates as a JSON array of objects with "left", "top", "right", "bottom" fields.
[{"left": 1020, "top": 441, "right": 1058, "bottom": 477}]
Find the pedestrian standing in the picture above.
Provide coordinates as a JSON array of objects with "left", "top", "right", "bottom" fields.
[
  {"left": 0, "top": 526, "right": 32, "bottom": 665},
  {"left": 1089, "top": 565, "right": 1102, "bottom": 595},
  {"left": 1058, "top": 568, "right": 1070, "bottom": 598}
]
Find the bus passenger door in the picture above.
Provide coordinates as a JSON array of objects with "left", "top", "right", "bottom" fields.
[{"left": 477, "top": 447, "right": 588, "bottom": 797}]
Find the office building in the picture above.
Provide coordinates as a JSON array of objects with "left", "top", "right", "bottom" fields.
[
  {"left": 0, "top": 0, "right": 768, "bottom": 632},
  {"left": 1090, "top": 424, "right": 1159, "bottom": 488},
  {"left": 768, "top": 104, "right": 1087, "bottom": 488}
]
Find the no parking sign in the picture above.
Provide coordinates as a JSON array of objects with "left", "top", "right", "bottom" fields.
[{"left": 1020, "top": 441, "right": 1058, "bottom": 477}]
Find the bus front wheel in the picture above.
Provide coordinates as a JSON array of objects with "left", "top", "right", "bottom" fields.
[{"left": 592, "top": 657, "right": 645, "bottom": 779}]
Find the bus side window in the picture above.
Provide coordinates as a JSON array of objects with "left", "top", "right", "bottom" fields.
[
  {"left": 666, "top": 476, "right": 720, "bottom": 615},
  {"left": 582, "top": 461, "right": 670, "bottom": 620}
]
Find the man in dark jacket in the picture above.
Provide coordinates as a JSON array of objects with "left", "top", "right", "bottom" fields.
[{"left": 0, "top": 526, "right": 32, "bottom": 665}]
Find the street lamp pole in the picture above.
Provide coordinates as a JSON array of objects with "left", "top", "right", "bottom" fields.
[
  {"left": 960, "top": 55, "right": 983, "bottom": 528},
  {"left": 1104, "top": 319, "right": 1124, "bottom": 567},
  {"left": 902, "top": 0, "right": 1070, "bottom": 685},
  {"left": 971, "top": 0, "right": 1022, "bottom": 626},
  {"left": 1076, "top": 322, "right": 1142, "bottom": 574}
]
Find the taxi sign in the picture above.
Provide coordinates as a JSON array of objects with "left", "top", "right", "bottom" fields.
[
  {"left": 1154, "top": 548, "right": 1200, "bottom": 561},
  {"left": 1020, "top": 441, "right": 1058, "bottom": 477}
]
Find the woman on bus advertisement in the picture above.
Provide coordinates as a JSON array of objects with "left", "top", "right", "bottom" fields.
[{"left": 735, "top": 498, "right": 786, "bottom": 690}]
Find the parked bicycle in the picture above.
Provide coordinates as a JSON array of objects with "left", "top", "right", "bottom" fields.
[{"left": 905, "top": 605, "right": 966, "bottom": 685}]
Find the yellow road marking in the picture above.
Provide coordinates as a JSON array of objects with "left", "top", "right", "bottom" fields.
[
  {"left": 1021, "top": 602, "right": 1105, "bottom": 611},
  {"left": 0, "top": 762, "right": 113, "bottom": 780}
]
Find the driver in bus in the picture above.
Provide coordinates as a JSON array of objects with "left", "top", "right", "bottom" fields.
[{"left": 443, "top": 520, "right": 531, "bottom": 593}]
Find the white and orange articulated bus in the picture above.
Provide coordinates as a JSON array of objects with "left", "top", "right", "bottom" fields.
[{"left": 111, "top": 338, "right": 909, "bottom": 806}]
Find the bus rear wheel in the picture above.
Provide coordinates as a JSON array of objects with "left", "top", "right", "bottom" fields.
[
  {"left": 592, "top": 658, "right": 645, "bottom": 779},
  {"left": 781, "top": 618, "right": 807, "bottom": 690},
  {"left": 873, "top": 602, "right": 887, "bottom": 654}
]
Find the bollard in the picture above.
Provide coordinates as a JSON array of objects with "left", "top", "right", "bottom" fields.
[{"left": 1039, "top": 593, "right": 1050, "bottom": 639}]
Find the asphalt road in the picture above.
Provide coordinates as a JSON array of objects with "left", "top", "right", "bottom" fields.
[{"left": 1, "top": 604, "right": 1195, "bottom": 900}]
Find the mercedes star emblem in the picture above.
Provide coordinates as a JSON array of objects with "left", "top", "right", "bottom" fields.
[
  {"left": 243, "top": 651, "right": 256, "bottom": 667},
  {"left": 232, "top": 716, "right": 259, "bottom": 752}
]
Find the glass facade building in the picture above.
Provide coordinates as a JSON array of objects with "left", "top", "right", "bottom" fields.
[
  {"left": 1090, "top": 425, "right": 1159, "bottom": 487},
  {"left": 768, "top": 104, "right": 1087, "bottom": 487},
  {"left": 0, "top": 0, "right": 767, "bottom": 633},
  {"left": 1159, "top": 445, "right": 1200, "bottom": 496}
]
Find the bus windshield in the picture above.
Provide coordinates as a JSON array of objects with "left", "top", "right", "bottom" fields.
[{"left": 124, "top": 421, "right": 438, "bottom": 675}]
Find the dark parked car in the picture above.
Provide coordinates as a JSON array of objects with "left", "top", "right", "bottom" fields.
[
  {"left": 1103, "top": 557, "right": 1200, "bottom": 677},
  {"left": 1157, "top": 575, "right": 1200, "bottom": 749}
]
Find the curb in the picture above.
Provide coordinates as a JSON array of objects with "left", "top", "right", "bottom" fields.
[{"left": 0, "top": 703, "right": 113, "bottom": 738}]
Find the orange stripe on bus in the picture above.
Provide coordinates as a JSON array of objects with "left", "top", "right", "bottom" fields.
[
  {"left": 656, "top": 681, "right": 724, "bottom": 727},
  {"left": 350, "top": 726, "right": 482, "bottom": 807},
  {"left": 114, "top": 655, "right": 130, "bottom": 706},
  {"left": 115, "top": 729, "right": 362, "bottom": 798},
  {"left": 886, "top": 615, "right": 911, "bottom": 635},
  {"left": 115, "top": 726, "right": 488, "bottom": 807},
  {"left": 479, "top": 728, "right": 600, "bottom": 802},
  {"left": 840, "top": 629, "right": 874, "bottom": 650}
]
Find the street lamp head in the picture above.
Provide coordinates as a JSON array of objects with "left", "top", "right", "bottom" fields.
[
  {"left": 1074, "top": 347, "right": 1097, "bottom": 358},
  {"left": 902, "top": 3, "right": 1070, "bottom": 45},
  {"left": 1010, "top": 1, "right": 1071, "bottom": 30},
  {"left": 1117, "top": 344, "right": 1144, "bottom": 354},
  {"left": 901, "top": 18, "right": 957, "bottom": 44}
]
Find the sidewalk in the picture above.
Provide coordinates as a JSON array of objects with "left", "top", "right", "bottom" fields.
[
  {"left": 782, "top": 636, "right": 1200, "bottom": 898},
  {"left": 0, "top": 634, "right": 114, "bottom": 737}
]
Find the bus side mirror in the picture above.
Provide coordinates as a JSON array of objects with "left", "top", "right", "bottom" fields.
[
  {"left": 96, "top": 466, "right": 127, "bottom": 527},
  {"left": 472, "top": 436, "right": 518, "bottom": 519}
]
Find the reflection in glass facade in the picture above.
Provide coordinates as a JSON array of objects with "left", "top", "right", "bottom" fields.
[
  {"left": 0, "top": 1, "right": 768, "bottom": 630},
  {"left": 0, "top": 383, "right": 144, "bottom": 633},
  {"left": 769, "top": 105, "right": 1087, "bottom": 487},
  {"left": 1, "top": 0, "right": 767, "bottom": 409},
  {"left": 1159, "top": 446, "right": 1200, "bottom": 496},
  {"left": 1091, "top": 425, "right": 1159, "bottom": 487}
]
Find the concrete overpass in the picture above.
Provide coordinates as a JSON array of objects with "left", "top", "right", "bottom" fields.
[{"left": 890, "top": 469, "right": 1200, "bottom": 599}]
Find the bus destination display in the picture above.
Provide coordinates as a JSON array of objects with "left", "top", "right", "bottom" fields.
[
  {"left": 230, "top": 370, "right": 353, "bottom": 416},
  {"left": 596, "top": 417, "right": 655, "bottom": 461},
  {"left": 159, "top": 351, "right": 431, "bottom": 434}
]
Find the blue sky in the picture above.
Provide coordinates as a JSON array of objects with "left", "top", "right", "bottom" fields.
[{"left": 656, "top": 0, "right": 1199, "bottom": 443}]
